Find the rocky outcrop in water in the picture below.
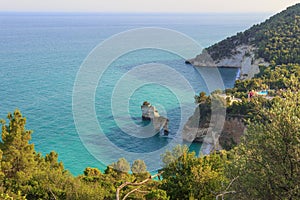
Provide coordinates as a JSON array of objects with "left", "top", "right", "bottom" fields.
[
  {"left": 141, "top": 101, "right": 169, "bottom": 135},
  {"left": 141, "top": 101, "right": 160, "bottom": 120}
]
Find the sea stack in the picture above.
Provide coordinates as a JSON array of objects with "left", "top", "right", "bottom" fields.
[{"left": 141, "top": 101, "right": 169, "bottom": 135}]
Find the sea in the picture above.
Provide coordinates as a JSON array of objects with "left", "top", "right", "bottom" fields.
[{"left": 0, "top": 12, "right": 271, "bottom": 175}]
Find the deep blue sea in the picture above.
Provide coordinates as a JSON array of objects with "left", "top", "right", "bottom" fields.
[{"left": 0, "top": 12, "right": 270, "bottom": 175}]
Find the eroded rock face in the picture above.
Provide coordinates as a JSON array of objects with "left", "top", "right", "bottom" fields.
[
  {"left": 182, "top": 105, "right": 245, "bottom": 153},
  {"left": 141, "top": 101, "right": 169, "bottom": 135}
]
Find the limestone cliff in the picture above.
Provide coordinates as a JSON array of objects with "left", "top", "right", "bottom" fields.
[
  {"left": 182, "top": 105, "right": 245, "bottom": 153},
  {"left": 187, "top": 45, "right": 269, "bottom": 80}
]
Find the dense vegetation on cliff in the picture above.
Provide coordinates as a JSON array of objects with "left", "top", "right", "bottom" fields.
[
  {"left": 191, "top": 4, "right": 300, "bottom": 198},
  {"left": 188, "top": 4, "right": 300, "bottom": 198},
  {"left": 206, "top": 3, "right": 300, "bottom": 65}
]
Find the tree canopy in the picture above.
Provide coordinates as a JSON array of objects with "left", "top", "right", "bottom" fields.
[{"left": 228, "top": 92, "right": 300, "bottom": 199}]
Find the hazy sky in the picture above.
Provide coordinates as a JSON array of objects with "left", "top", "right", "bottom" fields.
[{"left": 0, "top": 0, "right": 299, "bottom": 13}]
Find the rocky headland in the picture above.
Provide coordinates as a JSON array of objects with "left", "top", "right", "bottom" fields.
[{"left": 184, "top": 5, "right": 300, "bottom": 80}]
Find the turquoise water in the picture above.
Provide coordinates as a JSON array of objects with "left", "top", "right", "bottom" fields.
[{"left": 0, "top": 13, "right": 270, "bottom": 175}]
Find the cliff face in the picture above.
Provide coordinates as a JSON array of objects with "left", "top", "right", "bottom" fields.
[
  {"left": 182, "top": 105, "right": 245, "bottom": 153},
  {"left": 187, "top": 45, "right": 268, "bottom": 80}
]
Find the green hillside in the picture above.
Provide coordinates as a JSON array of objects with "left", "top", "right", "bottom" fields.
[{"left": 206, "top": 3, "right": 300, "bottom": 65}]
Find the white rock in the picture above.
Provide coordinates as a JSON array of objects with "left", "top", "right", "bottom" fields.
[{"left": 188, "top": 45, "right": 269, "bottom": 80}]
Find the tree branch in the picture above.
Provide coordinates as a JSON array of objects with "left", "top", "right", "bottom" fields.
[
  {"left": 216, "top": 176, "right": 239, "bottom": 200},
  {"left": 122, "top": 188, "right": 149, "bottom": 200},
  {"left": 116, "top": 171, "right": 164, "bottom": 200},
  {"left": 48, "top": 187, "right": 57, "bottom": 200},
  {"left": 121, "top": 188, "right": 140, "bottom": 200}
]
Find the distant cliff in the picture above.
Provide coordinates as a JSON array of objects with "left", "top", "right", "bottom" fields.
[{"left": 188, "top": 3, "right": 300, "bottom": 79}]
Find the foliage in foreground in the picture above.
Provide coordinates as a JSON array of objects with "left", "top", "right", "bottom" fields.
[
  {"left": 0, "top": 110, "right": 161, "bottom": 199},
  {"left": 228, "top": 92, "right": 300, "bottom": 200},
  {"left": 161, "top": 145, "right": 230, "bottom": 200}
]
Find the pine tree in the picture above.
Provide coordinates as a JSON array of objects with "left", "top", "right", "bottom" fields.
[{"left": 0, "top": 109, "right": 37, "bottom": 188}]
